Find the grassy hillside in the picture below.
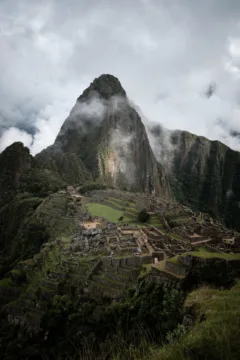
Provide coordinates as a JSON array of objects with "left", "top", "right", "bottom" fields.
[{"left": 113, "top": 282, "right": 240, "bottom": 360}]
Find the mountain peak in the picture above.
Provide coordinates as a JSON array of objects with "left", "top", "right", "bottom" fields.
[{"left": 78, "top": 74, "right": 126, "bottom": 100}]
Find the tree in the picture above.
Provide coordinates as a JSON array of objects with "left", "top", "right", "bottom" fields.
[
  {"left": 137, "top": 209, "right": 150, "bottom": 223},
  {"left": 118, "top": 216, "right": 124, "bottom": 221}
]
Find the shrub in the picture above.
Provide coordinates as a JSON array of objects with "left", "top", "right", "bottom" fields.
[{"left": 137, "top": 208, "right": 150, "bottom": 223}]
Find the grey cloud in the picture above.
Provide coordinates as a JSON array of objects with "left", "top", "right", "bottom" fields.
[{"left": 1, "top": 0, "right": 240, "bottom": 153}]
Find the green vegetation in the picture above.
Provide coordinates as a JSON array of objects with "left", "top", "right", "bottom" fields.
[
  {"left": 19, "top": 166, "right": 65, "bottom": 197},
  {"left": 137, "top": 208, "right": 150, "bottom": 223},
  {"left": 147, "top": 282, "right": 240, "bottom": 360},
  {"left": 80, "top": 182, "right": 115, "bottom": 194},
  {"left": 111, "top": 282, "right": 240, "bottom": 360},
  {"left": 0, "top": 267, "right": 184, "bottom": 360},
  {"left": 169, "top": 233, "right": 186, "bottom": 242},
  {"left": 87, "top": 202, "right": 131, "bottom": 222},
  {"left": 148, "top": 214, "right": 164, "bottom": 229},
  {"left": 169, "top": 247, "right": 240, "bottom": 264},
  {"left": 168, "top": 256, "right": 181, "bottom": 265},
  {"left": 189, "top": 248, "right": 240, "bottom": 261}
]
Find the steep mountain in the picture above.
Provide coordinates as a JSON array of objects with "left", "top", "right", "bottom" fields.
[
  {"left": 37, "top": 74, "right": 171, "bottom": 198},
  {"left": 0, "top": 142, "right": 32, "bottom": 207},
  {"left": 149, "top": 125, "right": 240, "bottom": 230},
  {"left": 0, "top": 142, "right": 66, "bottom": 275}
]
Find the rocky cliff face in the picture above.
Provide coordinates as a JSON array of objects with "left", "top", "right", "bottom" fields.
[
  {"left": 37, "top": 74, "right": 171, "bottom": 198},
  {"left": 150, "top": 125, "right": 240, "bottom": 230}
]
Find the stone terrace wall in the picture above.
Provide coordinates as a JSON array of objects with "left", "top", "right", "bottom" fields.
[
  {"left": 148, "top": 268, "right": 181, "bottom": 284},
  {"left": 165, "top": 261, "right": 188, "bottom": 276},
  {"left": 100, "top": 255, "right": 152, "bottom": 270}
]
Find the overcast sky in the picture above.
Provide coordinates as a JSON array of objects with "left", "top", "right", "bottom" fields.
[{"left": 1, "top": 0, "right": 240, "bottom": 154}]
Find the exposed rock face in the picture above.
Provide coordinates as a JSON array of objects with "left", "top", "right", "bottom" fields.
[
  {"left": 37, "top": 74, "right": 171, "bottom": 198},
  {"left": 150, "top": 125, "right": 240, "bottom": 230},
  {"left": 78, "top": 74, "right": 127, "bottom": 100}
]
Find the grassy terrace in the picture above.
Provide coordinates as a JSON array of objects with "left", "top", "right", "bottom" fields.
[
  {"left": 168, "top": 247, "right": 240, "bottom": 266},
  {"left": 169, "top": 233, "right": 186, "bottom": 243},
  {"left": 108, "top": 197, "right": 138, "bottom": 212},
  {"left": 87, "top": 203, "right": 131, "bottom": 222},
  {"left": 190, "top": 249, "right": 240, "bottom": 260},
  {"left": 168, "top": 256, "right": 181, "bottom": 265},
  {"left": 172, "top": 217, "right": 192, "bottom": 223},
  {"left": 87, "top": 200, "right": 165, "bottom": 228},
  {"left": 169, "top": 247, "right": 240, "bottom": 262}
]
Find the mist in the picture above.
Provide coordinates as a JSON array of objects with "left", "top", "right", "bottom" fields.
[
  {"left": 109, "top": 127, "right": 136, "bottom": 185},
  {"left": 2, "top": 0, "right": 240, "bottom": 155}
]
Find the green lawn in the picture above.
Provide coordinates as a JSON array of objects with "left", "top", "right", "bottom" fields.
[
  {"left": 87, "top": 203, "right": 131, "bottom": 222},
  {"left": 168, "top": 256, "right": 181, "bottom": 265},
  {"left": 169, "top": 248, "right": 240, "bottom": 264},
  {"left": 190, "top": 249, "right": 240, "bottom": 260},
  {"left": 169, "top": 233, "right": 186, "bottom": 242}
]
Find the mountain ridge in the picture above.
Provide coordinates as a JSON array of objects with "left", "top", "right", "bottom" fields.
[{"left": 149, "top": 124, "right": 240, "bottom": 230}]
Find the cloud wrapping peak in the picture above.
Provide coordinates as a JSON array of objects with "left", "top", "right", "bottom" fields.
[
  {"left": 110, "top": 127, "right": 136, "bottom": 185},
  {"left": 1, "top": 0, "right": 240, "bottom": 153}
]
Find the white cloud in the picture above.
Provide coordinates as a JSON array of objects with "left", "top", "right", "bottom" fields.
[
  {"left": 0, "top": 127, "right": 32, "bottom": 152},
  {"left": 1, "top": 0, "right": 240, "bottom": 154}
]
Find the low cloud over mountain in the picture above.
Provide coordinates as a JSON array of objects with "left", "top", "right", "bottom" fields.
[{"left": 1, "top": 0, "right": 240, "bottom": 153}]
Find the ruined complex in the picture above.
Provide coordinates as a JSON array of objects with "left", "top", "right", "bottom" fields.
[{"left": 1, "top": 182, "right": 240, "bottom": 337}]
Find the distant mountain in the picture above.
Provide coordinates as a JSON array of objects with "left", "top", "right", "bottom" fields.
[
  {"left": 150, "top": 125, "right": 240, "bottom": 230},
  {"left": 36, "top": 74, "right": 171, "bottom": 198}
]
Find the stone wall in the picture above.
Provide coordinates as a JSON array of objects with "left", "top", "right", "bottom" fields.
[
  {"left": 100, "top": 255, "right": 152, "bottom": 270},
  {"left": 148, "top": 268, "right": 181, "bottom": 285},
  {"left": 165, "top": 261, "right": 188, "bottom": 276},
  {"left": 163, "top": 249, "right": 175, "bottom": 258},
  {"left": 88, "top": 260, "right": 102, "bottom": 280},
  {"left": 204, "top": 244, "right": 223, "bottom": 253},
  {"left": 178, "top": 254, "right": 193, "bottom": 266}
]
